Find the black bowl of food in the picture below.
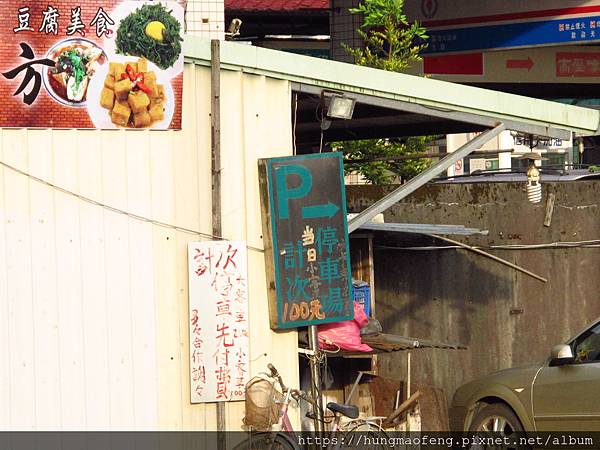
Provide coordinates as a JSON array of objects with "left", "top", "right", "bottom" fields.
[{"left": 43, "top": 38, "right": 107, "bottom": 107}]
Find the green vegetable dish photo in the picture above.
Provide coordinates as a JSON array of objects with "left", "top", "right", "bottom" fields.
[{"left": 116, "top": 3, "right": 183, "bottom": 70}]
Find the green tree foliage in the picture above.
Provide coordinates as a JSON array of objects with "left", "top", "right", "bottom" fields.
[
  {"left": 337, "top": 0, "right": 433, "bottom": 184},
  {"left": 344, "top": 0, "right": 428, "bottom": 72},
  {"left": 338, "top": 136, "right": 437, "bottom": 185}
]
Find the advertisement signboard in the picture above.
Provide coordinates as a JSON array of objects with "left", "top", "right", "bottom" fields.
[
  {"left": 411, "top": 45, "right": 600, "bottom": 84},
  {"left": 423, "top": 16, "right": 600, "bottom": 54},
  {"left": 407, "top": 1, "right": 600, "bottom": 25},
  {"left": 0, "top": 1, "right": 183, "bottom": 129},
  {"left": 188, "top": 241, "right": 250, "bottom": 403},
  {"left": 258, "top": 153, "right": 353, "bottom": 330}
]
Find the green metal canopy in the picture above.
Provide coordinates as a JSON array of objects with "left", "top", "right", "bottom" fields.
[
  {"left": 184, "top": 37, "right": 600, "bottom": 234},
  {"left": 184, "top": 37, "right": 600, "bottom": 145}
]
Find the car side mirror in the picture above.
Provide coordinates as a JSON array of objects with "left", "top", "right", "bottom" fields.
[{"left": 549, "top": 344, "right": 574, "bottom": 366}]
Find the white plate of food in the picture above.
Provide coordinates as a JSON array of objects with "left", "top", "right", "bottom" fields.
[
  {"left": 86, "top": 54, "right": 175, "bottom": 130},
  {"left": 103, "top": 1, "right": 184, "bottom": 80},
  {"left": 42, "top": 38, "right": 108, "bottom": 107}
]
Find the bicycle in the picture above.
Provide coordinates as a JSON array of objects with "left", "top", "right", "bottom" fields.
[{"left": 235, "top": 363, "right": 390, "bottom": 450}]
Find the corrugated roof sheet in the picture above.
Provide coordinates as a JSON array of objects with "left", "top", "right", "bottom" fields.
[
  {"left": 358, "top": 222, "right": 489, "bottom": 236},
  {"left": 362, "top": 334, "right": 467, "bottom": 352},
  {"left": 226, "top": 0, "right": 329, "bottom": 11},
  {"left": 183, "top": 39, "right": 600, "bottom": 136}
]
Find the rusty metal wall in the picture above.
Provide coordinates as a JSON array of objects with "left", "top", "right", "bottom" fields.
[{"left": 346, "top": 181, "right": 600, "bottom": 418}]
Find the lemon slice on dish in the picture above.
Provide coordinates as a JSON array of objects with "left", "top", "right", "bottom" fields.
[{"left": 145, "top": 21, "right": 166, "bottom": 42}]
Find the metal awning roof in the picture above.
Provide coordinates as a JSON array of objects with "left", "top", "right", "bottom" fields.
[
  {"left": 183, "top": 38, "right": 600, "bottom": 236},
  {"left": 358, "top": 222, "right": 489, "bottom": 236},
  {"left": 184, "top": 37, "right": 600, "bottom": 145},
  {"left": 361, "top": 334, "right": 467, "bottom": 352}
]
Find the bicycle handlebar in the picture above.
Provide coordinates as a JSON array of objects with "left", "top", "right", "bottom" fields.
[
  {"left": 266, "top": 364, "right": 316, "bottom": 407},
  {"left": 267, "top": 363, "right": 287, "bottom": 393}
]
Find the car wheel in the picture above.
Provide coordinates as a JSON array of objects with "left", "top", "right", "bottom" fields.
[{"left": 470, "top": 403, "right": 524, "bottom": 433}]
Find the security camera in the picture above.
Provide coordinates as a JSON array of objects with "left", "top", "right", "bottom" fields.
[{"left": 227, "top": 18, "right": 242, "bottom": 38}]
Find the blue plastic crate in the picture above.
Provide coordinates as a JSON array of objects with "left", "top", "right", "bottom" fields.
[{"left": 352, "top": 284, "right": 371, "bottom": 316}]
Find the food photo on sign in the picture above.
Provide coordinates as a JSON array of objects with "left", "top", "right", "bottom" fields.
[{"left": 0, "top": 1, "right": 184, "bottom": 129}]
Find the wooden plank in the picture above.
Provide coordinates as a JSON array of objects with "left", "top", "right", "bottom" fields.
[
  {"left": 382, "top": 390, "right": 422, "bottom": 427},
  {"left": 350, "top": 238, "right": 370, "bottom": 284},
  {"left": 368, "top": 236, "right": 376, "bottom": 319},
  {"left": 257, "top": 159, "right": 279, "bottom": 330},
  {"left": 415, "top": 386, "right": 450, "bottom": 431},
  {"left": 211, "top": 39, "right": 222, "bottom": 239},
  {"left": 544, "top": 192, "right": 556, "bottom": 227},
  {"left": 27, "top": 130, "right": 61, "bottom": 429}
]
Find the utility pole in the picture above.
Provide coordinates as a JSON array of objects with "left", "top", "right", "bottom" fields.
[{"left": 211, "top": 39, "right": 226, "bottom": 450}]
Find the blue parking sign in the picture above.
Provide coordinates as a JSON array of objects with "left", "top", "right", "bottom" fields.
[{"left": 258, "top": 153, "right": 354, "bottom": 330}]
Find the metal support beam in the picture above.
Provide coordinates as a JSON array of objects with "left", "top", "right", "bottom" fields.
[{"left": 348, "top": 124, "right": 506, "bottom": 233}]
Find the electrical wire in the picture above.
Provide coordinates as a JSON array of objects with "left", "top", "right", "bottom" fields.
[
  {"left": 0, "top": 159, "right": 265, "bottom": 253},
  {"left": 376, "top": 239, "right": 600, "bottom": 252}
]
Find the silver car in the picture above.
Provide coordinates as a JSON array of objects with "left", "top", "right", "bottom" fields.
[{"left": 451, "top": 318, "right": 600, "bottom": 432}]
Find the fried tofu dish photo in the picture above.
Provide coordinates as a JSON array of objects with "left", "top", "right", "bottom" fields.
[{"left": 100, "top": 58, "right": 167, "bottom": 128}]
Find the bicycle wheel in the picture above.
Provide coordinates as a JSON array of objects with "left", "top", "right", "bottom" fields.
[
  {"left": 233, "top": 432, "right": 298, "bottom": 450},
  {"left": 338, "top": 422, "right": 391, "bottom": 450}
]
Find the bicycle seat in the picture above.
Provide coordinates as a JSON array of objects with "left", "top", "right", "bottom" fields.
[{"left": 327, "top": 402, "right": 359, "bottom": 419}]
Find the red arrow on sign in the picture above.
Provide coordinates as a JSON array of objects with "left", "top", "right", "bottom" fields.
[{"left": 506, "top": 57, "right": 534, "bottom": 71}]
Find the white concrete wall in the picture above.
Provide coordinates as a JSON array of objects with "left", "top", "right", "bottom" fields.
[{"left": 0, "top": 63, "right": 299, "bottom": 431}]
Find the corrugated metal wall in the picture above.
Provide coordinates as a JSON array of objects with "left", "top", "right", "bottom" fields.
[{"left": 0, "top": 63, "right": 299, "bottom": 431}]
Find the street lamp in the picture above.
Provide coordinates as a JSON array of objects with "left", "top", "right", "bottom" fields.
[
  {"left": 326, "top": 94, "right": 356, "bottom": 120},
  {"left": 319, "top": 91, "right": 357, "bottom": 131}
]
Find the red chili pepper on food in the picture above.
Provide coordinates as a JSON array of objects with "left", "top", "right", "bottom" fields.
[
  {"left": 125, "top": 64, "right": 136, "bottom": 81},
  {"left": 137, "top": 82, "right": 151, "bottom": 95},
  {"left": 120, "top": 73, "right": 128, "bottom": 80}
]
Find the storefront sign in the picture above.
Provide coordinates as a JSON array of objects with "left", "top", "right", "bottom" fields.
[
  {"left": 188, "top": 241, "right": 249, "bottom": 403},
  {"left": 414, "top": 45, "right": 600, "bottom": 86},
  {"left": 258, "top": 153, "right": 353, "bottom": 330},
  {"left": 423, "top": 16, "right": 600, "bottom": 54},
  {"left": 406, "top": 1, "right": 600, "bottom": 25},
  {"left": 0, "top": 1, "right": 183, "bottom": 129}
]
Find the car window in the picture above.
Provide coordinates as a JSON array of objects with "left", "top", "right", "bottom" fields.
[{"left": 573, "top": 322, "right": 600, "bottom": 364}]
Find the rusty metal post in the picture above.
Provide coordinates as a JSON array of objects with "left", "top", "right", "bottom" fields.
[{"left": 308, "top": 325, "right": 324, "bottom": 433}]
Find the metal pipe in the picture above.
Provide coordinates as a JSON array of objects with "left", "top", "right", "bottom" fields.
[
  {"left": 345, "top": 148, "right": 515, "bottom": 164},
  {"left": 346, "top": 371, "right": 364, "bottom": 406},
  {"left": 308, "top": 325, "right": 324, "bottom": 432},
  {"left": 433, "top": 235, "right": 547, "bottom": 283},
  {"left": 348, "top": 124, "right": 506, "bottom": 233}
]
